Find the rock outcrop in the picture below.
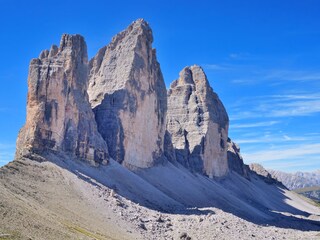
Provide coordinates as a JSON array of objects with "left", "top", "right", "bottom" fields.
[
  {"left": 249, "top": 163, "right": 280, "bottom": 185},
  {"left": 166, "top": 65, "right": 229, "bottom": 177},
  {"left": 16, "top": 34, "right": 108, "bottom": 164},
  {"left": 227, "top": 138, "right": 249, "bottom": 178},
  {"left": 88, "top": 19, "right": 167, "bottom": 169}
]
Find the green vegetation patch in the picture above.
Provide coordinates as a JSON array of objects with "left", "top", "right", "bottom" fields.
[
  {"left": 62, "top": 222, "right": 108, "bottom": 240},
  {"left": 294, "top": 186, "right": 320, "bottom": 193},
  {"left": 0, "top": 230, "right": 21, "bottom": 240}
]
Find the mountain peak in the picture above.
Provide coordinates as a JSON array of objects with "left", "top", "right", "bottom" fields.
[
  {"left": 167, "top": 65, "right": 229, "bottom": 177},
  {"left": 59, "top": 34, "right": 85, "bottom": 50},
  {"left": 87, "top": 18, "right": 166, "bottom": 169},
  {"left": 176, "top": 65, "right": 209, "bottom": 87},
  {"left": 16, "top": 34, "right": 107, "bottom": 164}
]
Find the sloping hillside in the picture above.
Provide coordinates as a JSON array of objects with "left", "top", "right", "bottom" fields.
[{"left": 1, "top": 156, "right": 319, "bottom": 240}]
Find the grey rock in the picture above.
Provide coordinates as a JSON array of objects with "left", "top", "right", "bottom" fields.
[
  {"left": 166, "top": 65, "right": 229, "bottom": 177},
  {"left": 249, "top": 164, "right": 279, "bottom": 185},
  {"left": 227, "top": 138, "right": 249, "bottom": 178},
  {"left": 16, "top": 34, "right": 108, "bottom": 164},
  {"left": 88, "top": 19, "right": 167, "bottom": 169}
]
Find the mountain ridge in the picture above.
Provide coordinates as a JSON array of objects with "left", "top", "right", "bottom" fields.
[{"left": 269, "top": 169, "right": 320, "bottom": 190}]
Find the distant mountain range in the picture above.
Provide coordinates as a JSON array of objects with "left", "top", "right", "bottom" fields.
[
  {"left": 269, "top": 169, "right": 320, "bottom": 190},
  {"left": 294, "top": 186, "right": 320, "bottom": 203}
]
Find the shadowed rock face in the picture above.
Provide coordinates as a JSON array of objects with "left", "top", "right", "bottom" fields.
[
  {"left": 227, "top": 138, "right": 250, "bottom": 178},
  {"left": 16, "top": 34, "right": 108, "bottom": 164},
  {"left": 88, "top": 19, "right": 167, "bottom": 169},
  {"left": 249, "top": 163, "right": 280, "bottom": 185},
  {"left": 166, "top": 65, "right": 229, "bottom": 177}
]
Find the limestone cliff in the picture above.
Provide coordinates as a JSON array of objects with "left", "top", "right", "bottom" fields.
[
  {"left": 166, "top": 65, "right": 229, "bottom": 177},
  {"left": 88, "top": 19, "right": 167, "bottom": 168},
  {"left": 16, "top": 34, "right": 108, "bottom": 164}
]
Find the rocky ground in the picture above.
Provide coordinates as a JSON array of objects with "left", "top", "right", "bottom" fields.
[{"left": 1, "top": 158, "right": 319, "bottom": 240}]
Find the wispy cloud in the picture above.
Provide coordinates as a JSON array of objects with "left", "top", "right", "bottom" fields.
[
  {"left": 231, "top": 79, "right": 259, "bottom": 85},
  {"left": 236, "top": 136, "right": 308, "bottom": 144},
  {"left": 231, "top": 121, "right": 279, "bottom": 129},
  {"left": 232, "top": 69, "right": 320, "bottom": 85},
  {"left": 233, "top": 130, "right": 319, "bottom": 144},
  {"left": 242, "top": 143, "right": 320, "bottom": 163},
  {"left": 230, "top": 93, "right": 320, "bottom": 120},
  {"left": 270, "top": 99, "right": 320, "bottom": 117},
  {"left": 265, "top": 159, "right": 320, "bottom": 172},
  {"left": 265, "top": 70, "right": 320, "bottom": 82},
  {"left": 0, "top": 143, "right": 15, "bottom": 166},
  {"left": 228, "top": 52, "right": 253, "bottom": 60},
  {"left": 203, "top": 64, "right": 230, "bottom": 71}
]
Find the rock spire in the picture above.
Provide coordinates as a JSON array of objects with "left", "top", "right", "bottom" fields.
[
  {"left": 166, "top": 65, "right": 229, "bottom": 177},
  {"left": 16, "top": 34, "right": 108, "bottom": 164},
  {"left": 88, "top": 19, "right": 167, "bottom": 168}
]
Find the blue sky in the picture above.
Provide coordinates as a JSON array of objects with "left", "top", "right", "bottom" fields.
[{"left": 0, "top": 0, "right": 319, "bottom": 172}]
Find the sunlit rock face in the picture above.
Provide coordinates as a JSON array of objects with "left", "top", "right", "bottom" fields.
[
  {"left": 16, "top": 34, "right": 108, "bottom": 164},
  {"left": 166, "top": 65, "right": 229, "bottom": 177},
  {"left": 88, "top": 19, "right": 167, "bottom": 169}
]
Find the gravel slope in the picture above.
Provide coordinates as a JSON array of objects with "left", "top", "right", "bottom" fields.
[{"left": 0, "top": 157, "right": 320, "bottom": 240}]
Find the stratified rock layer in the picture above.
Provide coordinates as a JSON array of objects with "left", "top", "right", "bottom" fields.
[
  {"left": 16, "top": 34, "right": 108, "bottom": 164},
  {"left": 166, "top": 65, "right": 229, "bottom": 177},
  {"left": 88, "top": 19, "right": 167, "bottom": 168}
]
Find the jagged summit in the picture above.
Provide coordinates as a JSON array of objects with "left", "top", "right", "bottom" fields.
[
  {"left": 38, "top": 34, "right": 86, "bottom": 60},
  {"left": 58, "top": 34, "right": 85, "bottom": 50},
  {"left": 173, "top": 65, "right": 209, "bottom": 87},
  {"left": 105, "top": 19, "right": 153, "bottom": 53}
]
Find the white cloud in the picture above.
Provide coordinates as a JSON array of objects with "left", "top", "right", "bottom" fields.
[
  {"left": 230, "top": 68, "right": 320, "bottom": 86},
  {"left": 229, "top": 52, "right": 253, "bottom": 60},
  {"left": 270, "top": 99, "right": 320, "bottom": 117},
  {"left": 235, "top": 134, "right": 312, "bottom": 144},
  {"left": 231, "top": 121, "right": 279, "bottom": 129},
  {"left": 231, "top": 79, "right": 258, "bottom": 85},
  {"left": 230, "top": 93, "right": 320, "bottom": 120},
  {"left": 265, "top": 70, "right": 320, "bottom": 82},
  {"left": 0, "top": 143, "right": 15, "bottom": 150},
  {"left": 0, "top": 143, "right": 15, "bottom": 166},
  {"left": 266, "top": 160, "right": 320, "bottom": 169},
  {"left": 242, "top": 143, "right": 320, "bottom": 163},
  {"left": 203, "top": 64, "right": 230, "bottom": 71}
]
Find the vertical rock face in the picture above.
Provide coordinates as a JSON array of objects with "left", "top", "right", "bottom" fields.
[
  {"left": 16, "top": 34, "right": 108, "bottom": 164},
  {"left": 166, "top": 66, "right": 229, "bottom": 177},
  {"left": 227, "top": 138, "right": 249, "bottom": 178},
  {"left": 88, "top": 19, "right": 167, "bottom": 169}
]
